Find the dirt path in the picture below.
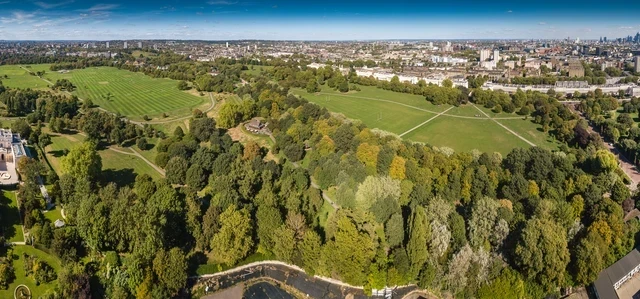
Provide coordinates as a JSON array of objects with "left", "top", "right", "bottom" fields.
[
  {"left": 471, "top": 103, "right": 537, "bottom": 147},
  {"left": 310, "top": 181, "right": 339, "bottom": 209},
  {"left": 399, "top": 106, "right": 454, "bottom": 137}
]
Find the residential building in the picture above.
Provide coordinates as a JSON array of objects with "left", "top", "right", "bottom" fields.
[
  {"left": 568, "top": 60, "right": 585, "bottom": 77},
  {"left": 493, "top": 49, "right": 499, "bottom": 61},
  {"left": 123, "top": 41, "right": 128, "bottom": 49},
  {"left": 479, "top": 49, "right": 491, "bottom": 62},
  {"left": 137, "top": 42, "right": 142, "bottom": 48},
  {"left": 106, "top": 41, "right": 109, "bottom": 48},
  {"left": 635, "top": 56, "right": 640, "bottom": 73}
]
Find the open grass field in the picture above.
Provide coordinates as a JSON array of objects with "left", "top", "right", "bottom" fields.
[
  {"left": 44, "top": 131, "right": 162, "bottom": 186},
  {"left": 0, "top": 245, "right": 61, "bottom": 298},
  {"left": 0, "top": 65, "right": 52, "bottom": 90},
  {"left": 292, "top": 85, "right": 559, "bottom": 155},
  {"left": 42, "top": 67, "right": 207, "bottom": 121},
  {"left": 242, "top": 65, "right": 274, "bottom": 76},
  {"left": 402, "top": 117, "right": 530, "bottom": 155},
  {"left": 0, "top": 190, "right": 24, "bottom": 243},
  {"left": 498, "top": 119, "right": 560, "bottom": 151}
]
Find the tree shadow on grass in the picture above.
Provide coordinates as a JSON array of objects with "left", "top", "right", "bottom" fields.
[
  {"left": 0, "top": 191, "right": 20, "bottom": 242},
  {"left": 101, "top": 168, "right": 137, "bottom": 188},
  {"left": 48, "top": 150, "right": 66, "bottom": 158}
]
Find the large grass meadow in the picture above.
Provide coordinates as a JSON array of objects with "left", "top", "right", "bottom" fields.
[
  {"left": 0, "top": 65, "right": 208, "bottom": 121},
  {"left": 45, "top": 67, "right": 207, "bottom": 120},
  {"left": 0, "top": 65, "right": 52, "bottom": 90},
  {"left": 292, "top": 85, "right": 559, "bottom": 155}
]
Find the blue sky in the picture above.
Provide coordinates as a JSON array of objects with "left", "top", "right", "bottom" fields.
[{"left": 0, "top": 0, "right": 639, "bottom": 40}]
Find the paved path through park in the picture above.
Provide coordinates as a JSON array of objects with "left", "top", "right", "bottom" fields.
[
  {"left": 471, "top": 103, "right": 537, "bottom": 147},
  {"left": 399, "top": 106, "right": 454, "bottom": 137}
]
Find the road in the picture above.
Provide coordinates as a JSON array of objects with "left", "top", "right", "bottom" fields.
[{"left": 194, "top": 261, "right": 417, "bottom": 299}]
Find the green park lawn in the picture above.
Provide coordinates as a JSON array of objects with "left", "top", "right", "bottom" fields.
[
  {"left": 42, "top": 67, "right": 207, "bottom": 121},
  {"left": 0, "top": 65, "right": 52, "bottom": 90},
  {"left": 292, "top": 87, "right": 437, "bottom": 134},
  {"left": 242, "top": 65, "right": 274, "bottom": 76},
  {"left": 0, "top": 246, "right": 61, "bottom": 298},
  {"left": 398, "top": 115, "right": 531, "bottom": 156},
  {"left": 43, "top": 207, "right": 63, "bottom": 224},
  {"left": 0, "top": 190, "right": 24, "bottom": 243},
  {"left": 293, "top": 85, "right": 557, "bottom": 155},
  {"left": 44, "top": 132, "right": 162, "bottom": 186},
  {"left": 497, "top": 119, "right": 561, "bottom": 151}
]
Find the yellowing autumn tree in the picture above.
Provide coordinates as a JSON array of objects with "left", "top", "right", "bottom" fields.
[
  {"left": 356, "top": 143, "right": 380, "bottom": 174},
  {"left": 389, "top": 156, "right": 406, "bottom": 180}
]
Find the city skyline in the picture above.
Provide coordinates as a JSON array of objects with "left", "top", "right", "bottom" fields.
[{"left": 0, "top": 0, "right": 639, "bottom": 40}]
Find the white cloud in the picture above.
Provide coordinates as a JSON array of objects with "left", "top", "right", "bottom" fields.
[
  {"left": 538, "top": 22, "right": 546, "bottom": 25},
  {"left": 78, "top": 4, "right": 119, "bottom": 12},
  {"left": 619, "top": 26, "right": 634, "bottom": 30},
  {"left": 207, "top": 1, "right": 238, "bottom": 4},
  {"left": 34, "top": 0, "right": 74, "bottom": 9},
  {"left": 1, "top": 11, "right": 36, "bottom": 24},
  {"left": 506, "top": 10, "right": 512, "bottom": 13}
]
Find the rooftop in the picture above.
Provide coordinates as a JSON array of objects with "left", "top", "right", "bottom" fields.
[{"left": 595, "top": 249, "right": 640, "bottom": 299}]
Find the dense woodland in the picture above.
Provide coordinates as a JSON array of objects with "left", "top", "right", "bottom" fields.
[{"left": 0, "top": 56, "right": 638, "bottom": 299}]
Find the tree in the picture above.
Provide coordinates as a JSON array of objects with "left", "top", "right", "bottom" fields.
[
  {"left": 185, "top": 164, "right": 207, "bottom": 190},
  {"left": 153, "top": 247, "right": 187, "bottom": 296},
  {"left": 177, "top": 80, "right": 190, "bottom": 90},
  {"left": 324, "top": 214, "right": 375, "bottom": 285},
  {"left": 574, "top": 230, "right": 606, "bottom": 285},
  {"left": 594, "top": 149, "right": 617, "bottom": 173},
  {"left": 477, "top": 268, "right": 525, "bottom": 299},
  {"left": 12, "top": 119, "right": 32, "bottom": 140},
  {"left": 385, "top": 213, "right": 404, "bottom": 248},
  {"left": 468, "top": 196, "right": 499, "bottom": 249},
  {"left": 61, "top": 141, "right": 102, "bottom": 181},
  {"left": 189, "top": 117, "right": 217, "bottom": 142},
  {"left": 272, "top": 225, "right": 296, "bottom": 263},
  {"left": 165, "top": 156, "right": 189, "bottom": 185},
  {"left": 611, "top": 179, "right": 630, "bottom": 204},
  {"left": 217, "top": 102, "right": 243, "bottom": 129},
  {"left": 299, "top": 230, "right": 322, "bottom": 275},
  {"left": 407, "top": 206, "right": 429, "bottom": 276},
  {"left": 355, "top": 176, "right": 401, "bottom": 213},
  {"left": 256, "top": 205, "right": 283, "bottom": 252},
  {"left": 515, "top": 217, "right": 570, "bottom": 291},
  {"left": 210, "top": 206, "right": 253, "bottom": 266},
  {"left": 173, "top": 126, "right": 185, "bottom": 139},
  {"left": 306, "top": 79, "right": 320, "bottom": 93},
  {"left": 136, "top": 137, "right": 148, "bottom": 150},
  {"left": 389, "top": 156, "right": 406, "bottom": 180}
]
